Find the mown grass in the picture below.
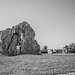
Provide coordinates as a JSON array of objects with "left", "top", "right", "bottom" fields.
[{"left": 0, "top": 54, "right": 75, "bottom": 75}]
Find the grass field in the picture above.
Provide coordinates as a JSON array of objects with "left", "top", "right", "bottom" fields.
[{"left": 0, "top": 54, "right": 75, "bottom": 75}]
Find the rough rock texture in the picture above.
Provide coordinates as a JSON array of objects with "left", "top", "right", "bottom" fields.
[{"left": 0, "top": 21, "right": 40, "bottom": 56}]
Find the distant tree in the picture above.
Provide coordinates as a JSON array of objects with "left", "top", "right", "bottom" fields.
[
  {"left": 41, "top": 45, "right": 48, "bottom": 53},
  {"left": 64, "top": 45, "right": 68, "bottom": 49},
  {"left": 43, "top": 45, "right": 47, "bottom": 50},
  {"left": 68, "top": 43, "right": 75, "bottom": 53}
]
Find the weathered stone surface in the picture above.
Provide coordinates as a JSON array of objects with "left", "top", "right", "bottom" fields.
[{"left": 0, "top": 21, "right": 40, "bottom": 56}]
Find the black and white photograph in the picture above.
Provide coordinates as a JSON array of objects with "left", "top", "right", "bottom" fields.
[{"left": 0, "top": 0, "right": 75, "bottom": 75}]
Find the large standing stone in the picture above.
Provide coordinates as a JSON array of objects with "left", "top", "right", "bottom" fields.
[{"left": 0, "top": 21, "right": 40, "bottom": 56}]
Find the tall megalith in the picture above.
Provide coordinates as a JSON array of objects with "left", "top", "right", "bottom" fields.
[{"left": 0, "top": 21, "right": 40, "bottom": 56}]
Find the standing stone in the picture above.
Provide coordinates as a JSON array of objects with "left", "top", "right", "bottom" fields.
[{"left": 0, "top": 21, "right": 40, "bottom": 56}]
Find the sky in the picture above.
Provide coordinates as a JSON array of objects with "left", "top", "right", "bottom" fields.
[{"left": 0, "top": 0, "right": 75, "bottom": 49}]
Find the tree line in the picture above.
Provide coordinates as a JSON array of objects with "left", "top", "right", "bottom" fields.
[{"left": 41, "top": 43, "right": 75, "bottom": 53}]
